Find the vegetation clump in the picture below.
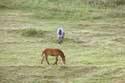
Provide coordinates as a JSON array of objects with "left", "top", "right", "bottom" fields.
[{"left": 21, "top": 28, "right": 45, "bottom": 37}]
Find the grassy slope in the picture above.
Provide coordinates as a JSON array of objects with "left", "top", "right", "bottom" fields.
[{"left": 0, "top": 0, "right": 125, "bottom": 83}]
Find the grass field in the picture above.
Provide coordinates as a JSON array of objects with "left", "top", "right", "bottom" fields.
[{"left": 0, "top": 0, "right": 125, "bottom": 83}]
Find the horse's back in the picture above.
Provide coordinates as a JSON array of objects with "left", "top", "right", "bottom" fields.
[{"left": 43, "top": 48, "right": 63, "bottom": 56}]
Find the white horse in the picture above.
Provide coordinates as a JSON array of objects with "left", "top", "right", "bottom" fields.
[{"left": 57, "top": 26, "right": 65, "bottom": 44}]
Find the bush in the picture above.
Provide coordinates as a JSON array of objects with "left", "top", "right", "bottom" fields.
[{"left": 21, "top": 28, "right": 45, "bottom": 37}]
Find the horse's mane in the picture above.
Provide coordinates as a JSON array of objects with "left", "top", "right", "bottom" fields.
[{"left": 58, "top": 49, "right": 65, "bottom": 63}]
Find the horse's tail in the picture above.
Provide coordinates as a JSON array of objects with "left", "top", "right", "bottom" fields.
[
  {"left": 41, "top": 50, "right": 45, "bottom": 64},
  {"left": 42, "top": 50, "right": 45, "bottom": 56},
  {"left": 59, "top": 50, "right": 66, "bottom": 64}
]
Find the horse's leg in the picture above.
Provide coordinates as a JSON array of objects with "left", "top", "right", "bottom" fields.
[
  {"left": 45, "top": 55, "right": 50, "bottom": 65},
  {"left": 53, "top": 56, "right": 58, "bottom": 65},
  {"left": 60, "top": 37, "right": 63, "bottom": 44},
  {"left": 41, "top": 55, "right": 44, "bottom": 64},
  {"left": 58, "top": 37, "right": 62, "bottom": 44}
]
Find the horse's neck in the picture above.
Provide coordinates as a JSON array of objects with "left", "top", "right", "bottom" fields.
[
  {"left": 60, "top": 53, "right": 65, "bottom": 64},
  {"left": 59, "top": 52, "right": 64, "bottom": 58}
]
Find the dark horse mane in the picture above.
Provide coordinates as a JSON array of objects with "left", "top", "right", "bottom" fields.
[{"left": 57, "top": 49, "right": 65, "bottom": 63}]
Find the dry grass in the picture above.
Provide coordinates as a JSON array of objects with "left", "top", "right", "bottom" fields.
[{"left": 0, "top": 0, "right": 125, "bottom": 83}]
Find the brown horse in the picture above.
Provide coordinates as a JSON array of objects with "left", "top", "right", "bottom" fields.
[{"left": 41, "top": 48, "right": 65, "bottom": 65}]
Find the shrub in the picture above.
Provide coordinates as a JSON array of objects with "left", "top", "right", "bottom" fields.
[{"left": 21, "top": 28, "right": 45, "bottom": 37}]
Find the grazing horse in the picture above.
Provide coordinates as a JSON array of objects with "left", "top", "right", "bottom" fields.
[
  {"left": 41, "top": 48, "right": 65, "bottom": 65},
  {"left": 57, "top": 26, "right": 65, "bottom": 44}
]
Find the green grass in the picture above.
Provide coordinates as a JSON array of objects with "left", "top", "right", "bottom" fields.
[
  {"left": 0, "top": 0, "right": 125, "bottom": 83},
  {"left": 0, "top": 0, "right": 125, "bottom": 21}
]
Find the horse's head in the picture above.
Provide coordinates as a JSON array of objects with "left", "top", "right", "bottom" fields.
[{"left": 62, "top": 54, "right": 66, "bottom": 64}]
